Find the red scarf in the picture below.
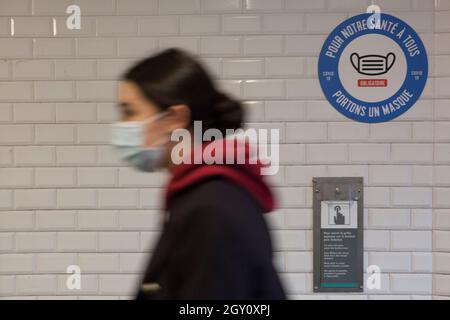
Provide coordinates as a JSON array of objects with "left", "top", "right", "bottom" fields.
[{"left": 165, "top": 138, "right": 276, "bottom": 213}]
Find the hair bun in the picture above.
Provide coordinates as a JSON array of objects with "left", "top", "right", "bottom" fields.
[{"left": 211, "top": 91, "right": 244, "bottom": 134}]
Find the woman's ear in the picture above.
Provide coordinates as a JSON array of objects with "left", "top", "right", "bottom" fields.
[{"left": 164, "top": 104, "right": 191, "bottom": 132}]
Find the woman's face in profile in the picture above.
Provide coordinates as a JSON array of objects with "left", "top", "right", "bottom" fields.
[{"left": 117, "top": 80, "right": 190, "bottom": 151}]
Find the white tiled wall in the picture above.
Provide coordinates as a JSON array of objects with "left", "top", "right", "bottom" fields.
[
  {"left": 0, "top": 0, "right": 449, "bottom": 300},
  {"left": 434, "top": 0, "right": 450, "bottom": 300}
]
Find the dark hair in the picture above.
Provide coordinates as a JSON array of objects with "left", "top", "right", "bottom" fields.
[{"left": 122, "top": 48, "right": 244, "bottom": 136}]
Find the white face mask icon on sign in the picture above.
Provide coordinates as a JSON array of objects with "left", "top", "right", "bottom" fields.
[{"left": 350, "top": 52, "right": 396, "bottom": 76}]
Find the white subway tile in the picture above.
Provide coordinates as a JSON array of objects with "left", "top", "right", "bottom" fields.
[
  {"left": 78, "top": 253, "right": 119, "bottom": 273},
  {"left": 13, "top": 103, "right": 54, "bottom": 123},
  {"left": 412, "top": 252, "right": 432, "bottom": 272},
  {"left": 305, "top": 14, "right": 346, "bottom": 33},
  {"left": 434, "top": 275, "right": 450, "bottom": 296},
  {"left": 34, "top": 39, "right": 74, "bottom": 58},
  {"left": 435, "top": 188, "right": 450, "bottom": 208},
  {"left": 285, "top": 0, "right": 326, "bottom": 11},
  {"left": 117, "top": 38, "right": 158, "bottom": 58},
  {"left": 54, "top": 60, "right": 96, "bottom": 80},
  {"left": 364, "top": 230, "right": 390, "bottom": 251},
  {"left": 243, "top": 36, "right": 283, "bottom": 55},
  {"left": 265, "top": 57, "right": 304, "bottom": 77},
  {"left": 138, "top": 16, "right": 179, "bottom": 35},
  {"left": 181, "top": 15, "right": 220, "bottom": 34},
  {"left": 0, "top": 233, "right": 14, "bottom": 252},
  {"left": 201, "top": 36, "right": 241, "bottom": 55},
  {"left": 245, "top": 0, "right": 282, "bottom": 11},
  {"left": 99, "top": 274, "right": 140, "bottom": 295},
  {"left": 35, "top": 124, "right": 75, "bottom": 144},
  {"left": 306, "top": 144, "right": 347, "bottom": 164},
  {"left": 285, "top": 35, "right": 326, "bottom": 55},
  {"left": 285, "top": 165, "right": 326, "bottom": 186},
  {"left": 78, "top": 210, "right": 118, "bottom": 230},
  {"left": 263, "top": 14, "right": 304, "bottom": 33},
  {"left": 14, "top": 146, "right": 55, "bottom": 166},
  {"left": 370, "top": 123, "right": 412, "bottom": 141},
  {"left": 98, "top": 232, "right": 139, "bottom": 252},
  {"left": 119, "top": 253, "right": 149, "bottom": 273},
  {"left": 13, "top": 17, "right": 52, "bottom": 37},
  {"left": 222, "top": 15, "right": 260, "bottom": 34},
  {"left": 77, "top": 124, "right": 110, "bottom": 144},
  {"left": 286, "top": 79, "right": 323, "bottom": 99},
  {"left": 411, "top": 209, "right": 432, "bottom": 229},
  {"left": 57, "top": 189, "right": 97, "bottom": 209},
  {"left": 285, "top": 252, "right": 312, "bottom": 272},
  {"left": 0, "top": 125, "right": 34, "bottom": 145},
  {"left": 117, "top": 0, "right": 158, "bottom": 14},
  {"left": 392, "top": 187, "right": 432, "bottom": 207},
  {"left": 97, "top": 103, "right": 119, "bottom": 123},
  {"left": 76, "top": 81, "right": 116, "bottom": 101},
  {"left": 12, "top": 60, "right": 52, "bottom": 80},
  {"left": 98, "top": 189, "right": 139, "bottom": 209},
  {"left": 271, "top": 230, "right": 306, "bottom": 250},
  {"left": 71, "top": 0, "right": 115, "bottom": 15},
  {"left": 0, "top": 103, "right": 11, "bottom": 122},
  {"left": 369, "top": 209, "right": 411, "bottom": 229},
  {"left": 77, "top": 167, "right": 117, "bottom": 187},
  {"left": 97, "top": 17, "right": 138, "bottom": 36},
  {"left": 265, "top": 100, "right": 305, "bottom": 121},
  {"left": 0, "top": 82, "right": 33, "bottom": 101},
  {"left": 328, "top": 122, "right": 369, "bottom": 141},
  {"left": 57, "top": 232, "right": 97, "bottom": 252},
  {"left": 119, "top": 211, "right": 162, "bottom": 230},
  {"left": 201, "top": 0, "right": 241, "bottom": 12},
  {"left": 0, "top": 39, "right": 33, "bottom": 58},
  {"left": 16, "top": 275, "right": 57, "bottom": 295},
  {"left": 36, "top": 210, "right": 76, "bottom": 230},
  {"left": 392, "top": 144, "right": 433, "bottom": 164},
  {"left": 55, "top": 103, "right": 96, "bottom": 123},
  {"left": 0, "top": 276, "right": 15, "bottom": 296},
  {"left": 435, "top": 144, "right": 450, "bottom": 164},
  {"left": 35, "top": 253, "right": 76, "bottom": 273},
  {"left": 16, "top": 232, "right": 56, "bottom": 252},
  {"left": 243, "top": 79, "right": 284, "bottom": 99},
  {"left": 286, "top": 122, "right": 327, "bottom": 142},
  {"left": 223, "top": 59, "right": 263, "bottom": 77},
  {"left": 435, "top": 231, "right": 450, "bottom": 252},
  {"left": 35, "top": 81, "right": 74, "bottom": 101},
  {"left": 391, "top": 231, "right": 432, "bottom": 251},
  {"left": 0, "top": 168, "right": 33, "bottom": 187},
  {"left": 369, "top": 165, "right": 411, "bottom": 185},
  {"left": 56, "top": 146, "right": 97, "bottom": 165},
  {"left": 390, "top": 274, "right": 432, "bottom": 294},
  {"left": 369, "top": 252, "right": 411, "bottom": 272},
  {"left": 97, "top": 60, "right": 133, "bottom": 80},
  {"left": 15, "top": 189, "right": 56, "bottom": 209},
  {"left": 0, "top": 211, "right": 33, "bottom": 230},
  {"left": 0, "top": 0, "right": 31, "bottom": 15},
  {"left": 76, "top": 38, "right": 116, "bottom": 57}
]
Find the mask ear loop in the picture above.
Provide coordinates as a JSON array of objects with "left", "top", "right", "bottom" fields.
[
  {"left": 142, "top": 111, "right": 171, "bottom": 148},
  {"left": 110, "top": 111, "right": 169, "bottom": 129},
  {"left": 143, "top": 110, "right": 169, "bottom": 124}
]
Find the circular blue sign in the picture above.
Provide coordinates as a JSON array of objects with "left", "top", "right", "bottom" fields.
[{"left": 318, "top": 13, "right": 428, "bottom": 123}]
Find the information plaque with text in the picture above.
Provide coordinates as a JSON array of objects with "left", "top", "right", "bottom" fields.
[{"left": 313, "top": 177, "right": 364, "bottom": 292}]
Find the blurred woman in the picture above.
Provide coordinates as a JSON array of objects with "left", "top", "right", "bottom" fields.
[{"left": 111, "top": 48, "right": 286, "bottom": 300}]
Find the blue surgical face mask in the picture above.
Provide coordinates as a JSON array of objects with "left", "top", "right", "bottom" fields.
[{"left": 110, "top": 112, "right": 168, "bottom": 172}]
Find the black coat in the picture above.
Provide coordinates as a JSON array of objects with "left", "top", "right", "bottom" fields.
[{"left": 136, "top": 177, "right": 286, "bottom": 300}]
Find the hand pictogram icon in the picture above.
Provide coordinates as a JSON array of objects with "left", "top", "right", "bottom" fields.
[{"left": 333, "top": 205, "right": 345, "bottom": 225}]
